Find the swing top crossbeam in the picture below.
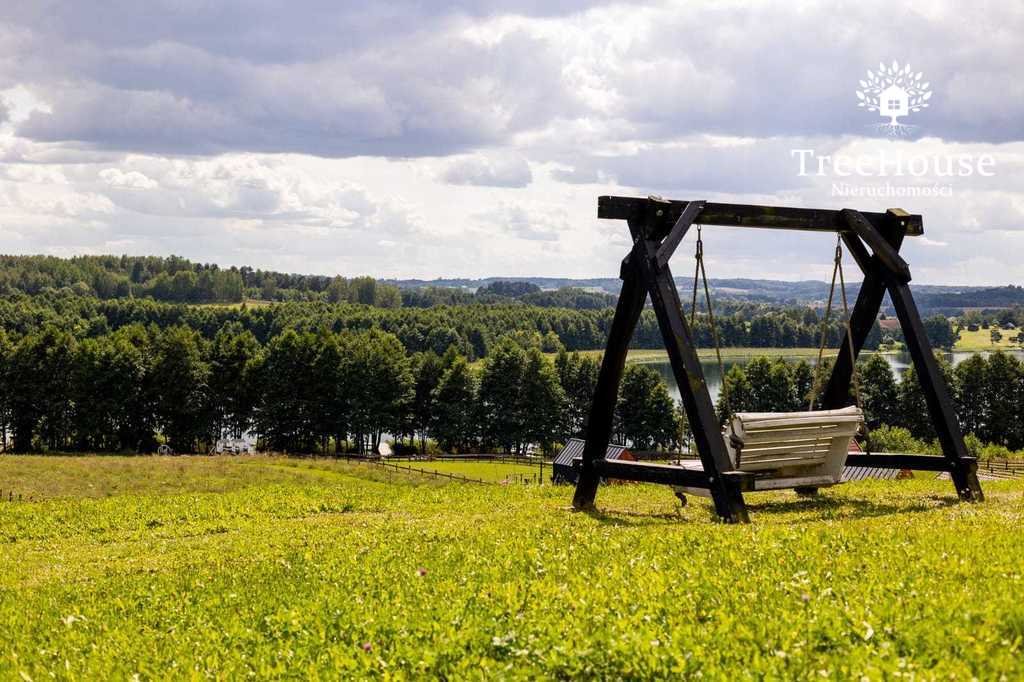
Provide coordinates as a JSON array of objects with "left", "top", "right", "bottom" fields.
[{"left": 597, "top": 195, "right": 924, "bottom": 238}]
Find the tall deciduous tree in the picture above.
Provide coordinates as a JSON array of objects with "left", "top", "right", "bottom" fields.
[
  {"left": 8, "top": 326, "right": 78, "bottom": 451},
  {"left": 616, "top": 364, "right": 679, "bottom": 450},
  {"left": 923, "top": 315, "right": 958, "bottom": 349},
  {"left": 411, "top": 351, "right": 444, "bottom": 454},
  {"left": 791, "top": 360, "right": 814, "bottom": 410},
  {"left": 117, "top": 325, "right": 159, "bottom": 453},
  {"left": 520, "top": 348, "right": 567, "bottom": 455},
  {"left": 72, "top": 332, "right": 151, "bottom": 451},
  {"left": 431, "top": 356, "right": 477, "bottom": 453},
  {"left": 556, "top": 350, "right": 600, "bottom": 438},
  {"left": 765, "top": 360, "right": 796, "bottom": 412},
  {"left": 209, "top": 323, "right": 262, "bottom": 440},
  {"left": 256, "top": 329, "right": 318, "bottom": 452},
  {"left": 309, "top": 331, "right": 350, "bottom": 453},
  {"left": 717, "top": 365, "right": 755, "bottom": 423},
  {"left": 981, "top": 351, "right": 1022, "bottom": 448},
  {"left": 478, "top": 341, "right": 527, "bottom": 453},
  {"left": 348, "top": 329, "right": 413, "bottom": 453},
  {"left": 897, "top": 355, "right": 956, "bottom": 441},
  {"left": 151, "top": 326, "right": 211, "bottom": 452},
  {"left": 954, "top": 353, "right": 987, "bottom": 437},
  {"left": 858, "top": 354, "right": 899, "bottom": 428}
]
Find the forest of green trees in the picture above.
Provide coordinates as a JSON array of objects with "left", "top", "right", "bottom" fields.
[
  {"left": 13, "top": 254, "right": 1008, "bottom": 357},
  {"left": 0, "top": 287, "right": 890, "bottom": 360},
  {"left": 0, "top": 254, "right": 1020, "bottom": 457},
  {"left": 0, "top": 320, "right": 679, "bottom": 456},
  {"left": 1, "top": 305, "right": 1021, "bottom": 457}
]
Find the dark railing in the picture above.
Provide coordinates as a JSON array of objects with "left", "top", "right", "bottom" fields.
[
  {"left": 976, "top": 458, "right": 1024, "bottom": 478},
  {"left": 351, "top": 458, "right": 488, "bottom": 485},
  {"left": 0, "top": 489, "right": 28, "bottom": 502},
  {"left": 347, "top": 456, "right": 551, "bottom": 485},
  {"left": 384, "top": 454, "right": 548, "bottom": 465}
]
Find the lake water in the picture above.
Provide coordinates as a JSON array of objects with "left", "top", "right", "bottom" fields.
[{"left": 640, "top": 350, "right": 1024, "bottom": 405}]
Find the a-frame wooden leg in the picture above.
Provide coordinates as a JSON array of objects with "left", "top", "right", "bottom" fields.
[
  {"left": 633, "top": 232, "right": 748, "bottom": 523},
  {"left": 824, "top": 210, "right": 982, "bottom": 502},
  {"left": 820, "top": 272, "right": 888, "bottom": 409},
  {"left": 572, "top": 257, "right": 647, "bottom": 510},
  {"left": 886, "top": 280, "right": 983, "bottom": 501},
  {"left": 821, "top": 222, "right": 906, "bottom": 409}
]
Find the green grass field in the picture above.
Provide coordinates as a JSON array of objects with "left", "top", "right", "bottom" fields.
[
  {"left": 1, "top": 456, "right": 1021, "bottom": 679},
  {"left": 955, "top": 327, "right": 1023, "bottom": 352}
]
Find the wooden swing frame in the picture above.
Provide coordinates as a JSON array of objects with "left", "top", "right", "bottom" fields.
[{"left": 572, "top": 195, "right": 984, "bottom": 523}]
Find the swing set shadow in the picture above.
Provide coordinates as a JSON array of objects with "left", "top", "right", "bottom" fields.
[
  {"left": 572, "top": 195, "right": 984, "bottom": 524},
  {"left": 578, "top": 492, "right": 963, "bottom": 528}
]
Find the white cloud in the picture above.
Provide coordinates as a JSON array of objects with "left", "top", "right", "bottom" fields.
[
  {"left": 474, "top": 203, "right": 562, "bottom": 241},
  {"left": 440, "top": 153, "right": 533, "bottom": 187},
  {"left": 0, "top": 1, "right": 1022, "bottom": 284},
  {"left": 99, "top": 168, "right": 157, "bottom": 190}
]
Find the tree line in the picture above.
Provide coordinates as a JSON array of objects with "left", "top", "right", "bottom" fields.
[
  {"left": 1, "top": 310, "right": 1019, "bottom": 457},
  {"left": 0, "top": 255, "right": 413, "bottom": 306},
  {"left": 0, "top": 322, "right": 687, "bottom": 455},
  {"left": 0, "top": 288, "right": 888, "bottom": 367}
]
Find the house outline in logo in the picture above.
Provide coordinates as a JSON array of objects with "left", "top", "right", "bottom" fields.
[
  {"left": 855, "top": 61, "right": 931, "bottom": 136},
  {"left": 879, "top": 84, "right": 909, "bottom": 124}
]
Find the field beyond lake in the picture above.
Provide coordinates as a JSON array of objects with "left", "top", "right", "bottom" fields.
[{"left": 1, "top": 455, "right": 1021, "bottom": 679}]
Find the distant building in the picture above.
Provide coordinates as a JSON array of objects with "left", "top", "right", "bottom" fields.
[
  {"left": 878, "top": 318, "right": 901, "bottom": 333},
  {"left": 552, "top": 438, "right": 634, "bottom": 484}
]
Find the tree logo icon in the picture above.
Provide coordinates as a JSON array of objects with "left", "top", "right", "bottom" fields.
[{"left": 855, "top": 61, "right": 932, "bottom": 136}]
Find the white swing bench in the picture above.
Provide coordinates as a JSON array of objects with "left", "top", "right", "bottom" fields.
[{"left": 673, "top": 406, "right": 864, "bottom": 498}]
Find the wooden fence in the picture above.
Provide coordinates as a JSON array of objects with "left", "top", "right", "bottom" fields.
[
  {"left": 385, "top": 454, "right": 546, "bottom": 465},
  {"left": 352, "top": 459, "right": 489, "bottom": 485},
  {"left": 345, "top": 456, "right": 551, "bottom": 486},
  {"left": 975, "top": 457, "right": 1024, "bottom": 479},
  {"left": 0, "top": 489, "right": 28, "bottom": 502},
  {"left": 500, "top": 470, "right": 547, "bottom": 486}
]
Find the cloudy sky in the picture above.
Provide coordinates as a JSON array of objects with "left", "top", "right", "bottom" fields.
[{"left": 1, "top": 1, "right": 1022, "bottom": 284}]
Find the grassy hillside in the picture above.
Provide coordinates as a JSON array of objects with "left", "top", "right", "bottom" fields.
[{"left": 1, "top": 456, "right": 1021, "bottom": 679}]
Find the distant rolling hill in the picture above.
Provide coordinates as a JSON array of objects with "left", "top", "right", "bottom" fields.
[{"left": 386, "top": 276, "right": 1024, "bottom": 312}]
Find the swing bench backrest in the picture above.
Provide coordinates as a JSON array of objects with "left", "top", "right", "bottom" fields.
[{"left": 725, "top": 406, "right": 863, "bottom": 481}]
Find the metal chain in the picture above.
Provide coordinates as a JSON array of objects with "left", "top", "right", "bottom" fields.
[
  {"left": 689, "top": 227, "right": 702, "bottom": 328},
  {"left": 808, "top": 236, "right": 870, "bottom": 448},
  {"left": 835, "top": 238, "right": 871, "bottom": 450},
  {"left": 689, "top": 227, "right": 728, "bottom": 415},
  {"left": 809, "top": 241, "right": 842, "bottom": 410},
  {"left": 836, "top": 242, "right": 864, "bottom": 412}
]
